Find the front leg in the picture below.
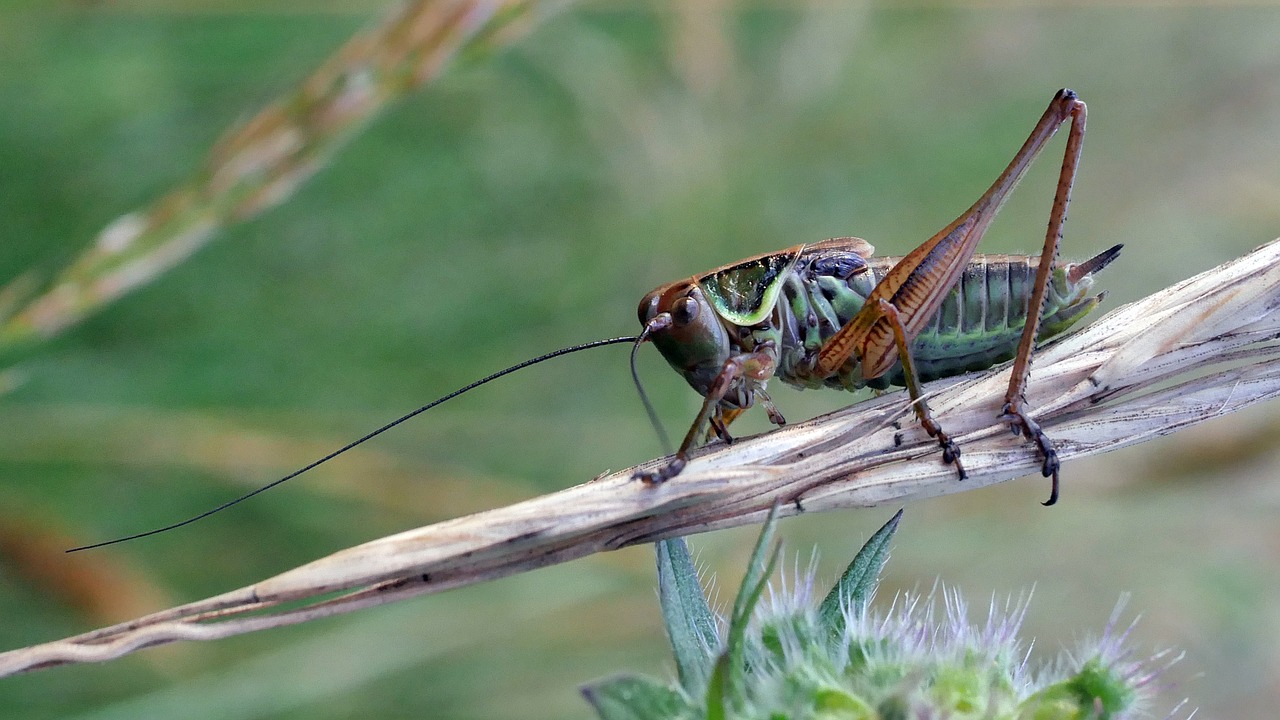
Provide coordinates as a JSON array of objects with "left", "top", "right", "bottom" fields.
[
  {"left": 703, "top": 390, "right": 785, "bottom": 445},
  {"left": 636, "top": 349, "right": 776, "bottom": 484}
]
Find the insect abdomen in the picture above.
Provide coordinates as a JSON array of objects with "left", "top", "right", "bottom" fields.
[{"left": 891, "top": 254, "right": 1065, "bottom": 384}]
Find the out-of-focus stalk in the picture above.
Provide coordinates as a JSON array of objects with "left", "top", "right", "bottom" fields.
[{"left": 0, "top": 0, "right": 551, "bottom": 349}]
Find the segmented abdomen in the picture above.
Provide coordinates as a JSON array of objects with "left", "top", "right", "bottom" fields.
[{"left": 774, "top": 250, "right": 1105, "bottom": 391}]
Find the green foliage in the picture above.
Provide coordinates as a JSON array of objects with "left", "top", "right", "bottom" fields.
[
  {"left": 586, "top": 511, "right": 1163, "bottom": 720},
  {"left": 656, "top": 537, "right": 719, "bottom": 693},
  {"left": 816, "top": 509, "right": 901, "bottom": 633},
  {"left": 583, "top": 675, "right": 695, "bottom": 720}
]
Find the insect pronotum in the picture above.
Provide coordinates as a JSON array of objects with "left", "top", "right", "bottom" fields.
[{"left": 69, "top": 89, "right": 1115, "bottom": 553}]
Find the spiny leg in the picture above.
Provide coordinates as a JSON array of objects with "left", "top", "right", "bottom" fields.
[
  {"left": 999, "top": 91, "right": 1087, "bottom": 506},
  {"left": 877, "top": 299, "right": 966, "bottom": 479},
  {"left": 814, "top": 89, "right": 1094, "bottom": 385},
  {"left": 707, "top": 411, "right": 736, "bottom": 445},
  {"left": 706, "top": 407, "right": 746, "bottom": 444},
  {"left": 805, "top": 89, "right": 1085, "bottom": 490},
  {"left": 637, "top": 350, "right": 775, "bottom": 483},
  {"left": 704, "top": 391, "right": 786, "bottom": 444},
  {"left": 759, "top": 390, "right": 786, "bottom": 426}
]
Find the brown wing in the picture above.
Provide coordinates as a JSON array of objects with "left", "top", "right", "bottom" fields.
[{"left": 805, "top": 236, "right": 875, "bottom": 258}]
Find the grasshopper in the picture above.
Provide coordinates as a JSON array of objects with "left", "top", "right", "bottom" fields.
[
  {"left": 70, "top": 90, "right": 1112, "bottom": 552},
  {"left": 635, "top": 89, "right": 1115, "bottom": 504}
]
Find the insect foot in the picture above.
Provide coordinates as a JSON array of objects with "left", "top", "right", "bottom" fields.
[
  {"left": 939, "top": 436, "right": 967, "bottom": 481},
  {"left": 635, "top": 457, "right": 686, "bottom": 485},
  {"left": 1000, "top": 402, "right": 1061, "bottom": 506}
]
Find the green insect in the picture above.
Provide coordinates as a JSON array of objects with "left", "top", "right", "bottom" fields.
[
  {"left": 70, "top": 89, "right": 1110, "bottom": 552},
  {"left": 633, "top": 89, "right": 1112, "bottom": 505}
]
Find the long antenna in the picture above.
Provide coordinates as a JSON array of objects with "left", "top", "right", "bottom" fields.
[
  {"left": 631, "top": 318, "right": 673, "bottom": 455},
  {"left": 68, "top": 336, "right": 640, "bottom": 552}
]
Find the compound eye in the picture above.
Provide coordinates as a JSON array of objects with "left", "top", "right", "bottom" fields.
[
  {"left": 671, "top": 295, "right": 700, "bottom": 326},
  {"left": 637, "top": 290, "right": 662, "bottom": 324}
]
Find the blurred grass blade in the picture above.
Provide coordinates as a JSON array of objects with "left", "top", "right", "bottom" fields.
[
  {"left": 656, "top": 538, "right": 718, "bottom": 694},
  {"left": 0, "top": 0, "right": 555, "bottom": 351},
  {"left": 817, "top": 508, "right": 902, "bottom": 633}
]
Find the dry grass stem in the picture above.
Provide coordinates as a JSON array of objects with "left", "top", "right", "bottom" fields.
[
  {"left": 2, "top": 237, "right": 1280, "bottom": 675},
  {"left": 0, "top": 0, "right": 549, "bottom": 349}
]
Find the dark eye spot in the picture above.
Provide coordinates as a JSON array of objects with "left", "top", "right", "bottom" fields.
[{"left": 672, "top": 296, "right": 700, "bottom": 326}]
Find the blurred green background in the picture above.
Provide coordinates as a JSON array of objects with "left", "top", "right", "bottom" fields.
[{"left": 2, "top": 1, "right": 1280, "bottom": 717}]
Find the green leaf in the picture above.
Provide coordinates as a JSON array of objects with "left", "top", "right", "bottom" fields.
[
  {"left": 730, "top": 506, "right": 782, "bottom": 656},
  {"left": 706, "top": 653, "right": 731, "bottom": 720},
  {"left": 582, "top": 674, "right": 694, "bottom": 720},
  {"left": 818, "top": 509, "right": 903, "bottom": 634},
  {"left": 813, "top": 687, "right": 877, "bottom": 719},
  {"left": 1019, "top": 657, "right": 1137, "bottom": 720},
  {"left": 709, "top": 505, "right": 783, "bottom": 717},
  {"left": 656, "top": 537, "right": 719, "bottom": 693}
]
